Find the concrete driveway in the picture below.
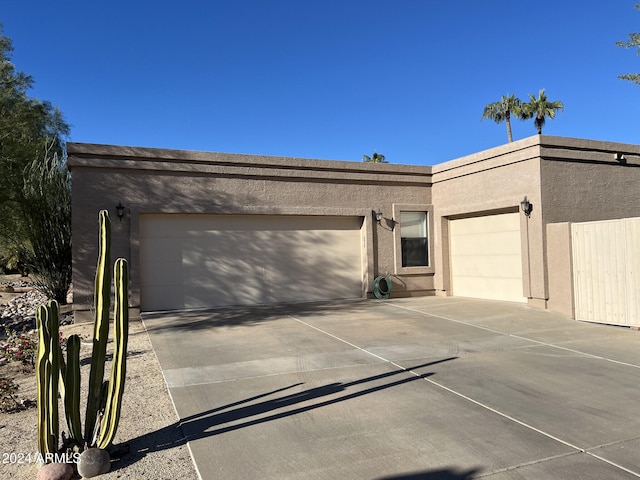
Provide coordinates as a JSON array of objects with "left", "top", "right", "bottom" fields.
[{"left": 142, "top": 297, "right": 640, "bottom": 479}]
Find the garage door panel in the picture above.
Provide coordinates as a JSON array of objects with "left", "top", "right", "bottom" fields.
[
  {"left": 262, "top": 264, "right": 362, "bottom": 302},
  {"left": 182, "top": 246, "right": 258, "bottom": 270},
  {"left": 451, "top": 231, "right": 521, "bottom": 256},
  {"left": 140, "top": 261, "right": 184, "bottom": 287},
  {"left": 143, "top": 285, "right": 187, "bottom": 311},
  {"left": 141, "top": 238, "right": 184, "bottom": 262},
  {"left": 450, "top": 213, "right": 525, "bottom": 303},
  {"left": 454, "top": 276, "right": 524, "bottom": 302},
  {"left": 182, "top": 263, "right": 258, "bottom": 286},
  {"left": 451, "top": 214, "right": 520, "bottom": 235},
  {"left": 183, "top": 283, "right": 263, "bottom": 309},
  {"left": 453, "top": 255, "right": 523, "bottom": 278},
  {"left": 140, "top": 214, "right": 364, "bottom": 311}
]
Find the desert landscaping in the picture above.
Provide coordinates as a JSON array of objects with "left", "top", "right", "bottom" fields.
[{"left": 0, "top": 274, "right": 198, "bottom": 480}]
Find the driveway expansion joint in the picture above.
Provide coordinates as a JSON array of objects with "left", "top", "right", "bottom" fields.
[
  {"left": 144, "top": 298, "right": 640, "bottom": 479},
  {"left": 290, "top": 304, "right": 640, "bottom": 479},
  {"left": 386, "top": 301, "right": 640, "bottom": 370}
]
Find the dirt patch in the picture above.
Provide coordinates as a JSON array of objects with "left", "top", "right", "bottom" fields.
[{"left": 0, "top": 275, "right": 198, "bottom": 479}]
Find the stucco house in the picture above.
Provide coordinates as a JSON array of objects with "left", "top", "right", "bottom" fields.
[{"left": 67, "top": 135, "right": 640, "bottom": 325}]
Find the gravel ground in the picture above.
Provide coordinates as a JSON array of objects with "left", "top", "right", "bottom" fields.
[{"left": 0, "top": 275, "right": 199, "bottom": 479}]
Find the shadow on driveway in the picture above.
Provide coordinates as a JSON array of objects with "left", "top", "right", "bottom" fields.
[
  {"left": 142, "top": 299, "right": 374, "bottom": 331},
  {"left": 111, "top": 357, "right": 457, "bottom": 471},
  {"left": 375, "top": 467, "right": 482, "bottom": 479}
]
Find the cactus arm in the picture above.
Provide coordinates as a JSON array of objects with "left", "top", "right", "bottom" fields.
[
  {"left": 43, "top": 362, "right": 55, "bottom": 453},
  {"left": 36, "top": 303, "right": 59, "bottom": 455},
  {"left": 57, "top": 342, "right": 66, "bottom": 407},
  {"left": 57, "top": 340, "right": 67, "bottom": 427},
  {"left": 99, "top": 380, "right": 110, "bottom": 412},
  {"left": 36, "top": 304, "right": 50, "bottom": 455},
  {"left": 97, "top": 258, "right": 129, "bottom": 449},
  {"left": 64, "top": 334, "right": 82, "bottom": 443},
  {"left": 85, "top": 210, "right": 112, "bottom": 445},
  {"left": 47, "top": 301, "right": 60, "bottom": 452},
  {"left": 92, "top": 381, "right": 109, "bottom": 447}
]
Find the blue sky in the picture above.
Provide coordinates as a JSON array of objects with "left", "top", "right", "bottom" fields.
[{"left": 3, "top": 1, "right": 640, "bottom": 165}]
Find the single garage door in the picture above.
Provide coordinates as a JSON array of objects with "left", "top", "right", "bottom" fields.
[
  {"left": 449, "top": 212, "right": 525, "bottom": 303},
  {"left": 139, "top": 214, "right": 364, "bottom": 311}
]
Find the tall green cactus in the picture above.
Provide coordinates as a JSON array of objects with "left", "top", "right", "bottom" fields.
[
  {"left": 85, "top": 209, "right": 112, "bottom": 445},
  {"left": 36, "top": 209, "right": 129, "bottom": 456},
  {"left": 64, "top": 334, "right": 82, "bottom": 443},
  {"left": 97, "top": 258, "right": 129, "bottom": 449},
  {"left": 36, "top": 301, "right": 60, "bottom": 455}
]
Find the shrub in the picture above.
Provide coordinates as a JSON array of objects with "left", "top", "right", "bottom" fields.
[
  {"left": 0, "top": 377, "right": 22, "bottom": 413},
  {"left": 2, "top": 326, "right": 65, "bottom": 369},
  {"left": 21, "top": 150, "right": 72, "bottom": 303},
  {"left": 2, "top": 327, "right": 38, "bottom": 368}
]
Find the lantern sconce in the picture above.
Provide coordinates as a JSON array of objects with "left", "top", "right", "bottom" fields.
[
  {"left": 115, "top": 202, "right": 125, "bottom": 221},
  {"left": 373, "top": 209, "right": 383, "bottom": 224},
  {"left": 520, "top": 196, "right": 533, "bottom": 218},
  {"left": 615, "top": 153, "right": 627, "bottom": 165}
]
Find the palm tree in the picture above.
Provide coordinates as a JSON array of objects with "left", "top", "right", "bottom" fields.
[
  {"left": 616, "top": 3, "right": 640, "bottom": 85},
  {"left": 362, "top": 151, "right": 387, "bottom": 163},
  {"left": 520, "top": 89, "right": 564, "bottom": 134},
  {"left": 481, "top": 94, "right": 522, "bottom": 143}
]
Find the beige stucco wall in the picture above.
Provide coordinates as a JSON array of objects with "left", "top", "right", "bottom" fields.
[
  {"left": 546, "top": 222, "right": 574, "bottom": 317},
  {"left": 431, "top": 136, "right": 546, "bottom": 306},
  {"left": 68, "top": 136, "right": 640, "bottom": 319},
  {"left": 431, "top": 135, "right": 640, "bottom": 313},
  {"left": 68, "top": 143, "right": 433, "bottom": 311},
  {"left": 539, "top": 136, "right": 640, "bottom": 225},
  {"left": 538, "top": 137, "right": 640, "bottom": 317}
]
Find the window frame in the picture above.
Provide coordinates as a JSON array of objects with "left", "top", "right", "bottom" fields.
[{"left": 392, "top": 204, "right": 434, "bottom": 275}]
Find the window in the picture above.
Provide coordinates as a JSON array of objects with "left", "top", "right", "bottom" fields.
[
  {"left": 400, "top": 211, "right": 428, "bottom": 267},
  {"left": 392, "top": 204, "right": 433, "bottom": 275}
]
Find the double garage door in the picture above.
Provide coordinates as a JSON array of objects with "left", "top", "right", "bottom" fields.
[
  {"left": 139, "top": 214, "right": 364, "bottom": 311},
  {"left": 449, "top": 212, "right": 526, "bottom": 303}
]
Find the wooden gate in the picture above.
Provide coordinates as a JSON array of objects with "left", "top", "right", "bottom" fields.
[{"left": 572, "top": 218, "right": 640, "bottom": 326}]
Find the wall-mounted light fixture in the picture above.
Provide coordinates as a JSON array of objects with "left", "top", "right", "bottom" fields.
[
  {"left": 615, "top": 152, "right": 627, "bottom": 165},
  {"left": 520, "top": 196, "right": 533, "bottom": 217},
  {"left": 115, "top": 202, "right": 125, "bottom": 221},
  {"left": 373, "top": 209, "right": 383, "bottom": 224}
]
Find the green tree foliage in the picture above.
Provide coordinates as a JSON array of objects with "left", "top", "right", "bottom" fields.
[
  {"left": 0, "top": 24, "right": 71, "bottom": 300},
  {"left": 21, "top": 148, "right": 72, "bottom": 303},
  {"left": 362, "top": 151, "right": 387, "bottom": 163},
  {"left": 0, "top": 24, "right": 69, "bottom": 251},
  {"left": 617, "top": 4, "right": 640, "bottom": 85},
  {"left": 520, "top": 89, "right": 564, "bottom": 135},
  {"left": 481, "top": 94, "right": 522, "bottom": 143}
]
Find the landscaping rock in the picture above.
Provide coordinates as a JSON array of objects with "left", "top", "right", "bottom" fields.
[
  {"left": 0, "top": 290, "right": 50, "bottom": 332},
  {"left": 76, "top": 448, "right": 111, "bottom": 478},
  {"left": 1, "top": 289, "right": 47, "bottom": 318},
  {"left": 36, "top": 462, "right": 74, "bottom": 480}
]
